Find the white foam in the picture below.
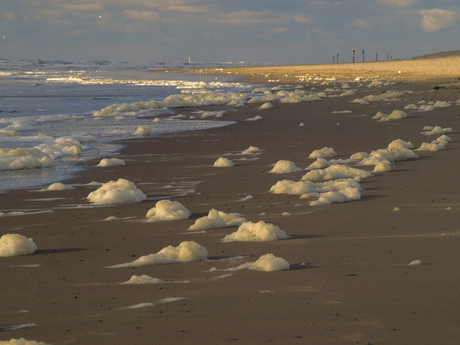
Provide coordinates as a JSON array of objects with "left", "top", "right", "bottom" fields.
[
  {"left": 86, "top": 178, "right": 146, "bottom": 205},
  {"left": 108, "top": 241, "right": 208, "bottom": 268},
  {"left": 213, "top": 157, "right": 234, "bottom": 167},
  {"left": 408, "top": 260, "right": 422, "bottom": 266},
  {"left": 146, "top": 199, "right": 191, "bottom": 222},
  {"left": 372, "top": 110, "right": 407, "bottom": 122},
  {"left": 133, "top": 125, "right": 151, "bottom": 136},
  {"left": 269, "top": 160, "right": 303, "bottom": 174},
  {"left": 222, "top": 254, "right": 290, "bottom": 272},
  {"left": 241, "top": 146, "right": 262, "bottom": 155},
  {"left": 421, "top": 126, "right": 452, "bottom": 135},
  {"left": 46, "top": 182, "right": 74, "bottom": 191},
  {"left": 222, "top": 220, "right": 288, "bottom": 242},
  {"left": 434, "top": 101, "right": 451, "bottom": 108},
  {"left": 309, "top": 147, "right": 337, "bottom": 159},
  {"left": 302, "top": 165, "right": 372, "bottom": 181},
  {"left": 245, "top": 115, "right": 263, "bottom": 121},
  {"left": 415, "top": 142, "right": 446, "bottom": 151},
  {"left": 271, "top": 178, "right": 362, "bottom": 195},
  {"left": 188, "top": 209, "right": 247, "bottom": 230},
  {"left": 0, "top": 148, "right": 55, "bottom": 171},
  {"left": 306, "top": 158, "right": 330, "bottom": 170},
  {"left": 123, "top": 303, "right": 155, "bottom": 310},
  {"left": 0, "top": 234, "right": 37, "bottom": 257},
  {"left": 0, "top": 338, "right": 50, "bottom": 345},
  {"left": 120, "top": 275, "right": 165, "bottom": 284},
  {"left": 96, "top": 158, "right": 126, "bottom": 167},
  {"left": 259, "top": 102, "right": 273, "bottom": 109}
]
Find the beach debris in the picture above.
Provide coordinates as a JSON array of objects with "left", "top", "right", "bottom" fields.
[
  {"left": 0, "top": 234, "right": 37, "bottom": 257},
  {"left": 189, "top": 209, "right": 246, "bottom": 231},
  {"left": 96, "top": 157, "right": 126, "bottom": 167},
  {"left": 46, "top": 182, "right": 74, "bottom": 191},
  {"left": 108, "top": 241, "right": 208, "bottom": 268},
  {"left": 222, "top": 220, "right": 289, "bottom": 242},
  {"left": 309, "top": 147, "right": 337, "bottom": 159},
  {"left": 210, "top": 253, "right": 290, "bottom": 272},
  {"left": 269, "top": 160, "right": 303, "bottom": 174},
  {"left": 86, "top": 178, "right": 146, "bottom": 205},
  {"left": 408, "top": 260, "right": 422, "bottom": 266},
  {"left": 146, "top": 199, "right": 191, "bottom": 222},
  {"left": 213, "top": 157, "right": 234, "bottom": 167}
]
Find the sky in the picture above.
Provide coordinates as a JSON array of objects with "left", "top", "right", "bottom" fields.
[{"left": 1, "top": 0, "right": 459, "bottom": 65}]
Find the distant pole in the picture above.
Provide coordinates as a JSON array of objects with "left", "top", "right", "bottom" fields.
[
  {"left": 387, "top": 54, "right": 389, "bottom": 61},
  {"left": 363, "top": 50, "right": 365, "bottom": 62},
  {"left": 333, "top": 55, "right": 335, "bottom": 63},
  {"left": 353, "top": 48, "right": 355, "bottom": 63},
  {"left": 337, "top": 53, "right": 339, "bottom": 64},
  {"left": 188, "top": 56, "right": 191, "bottom": 63},
  {"left": 376, "top": 53, "right": 378, "bottom": 61}
]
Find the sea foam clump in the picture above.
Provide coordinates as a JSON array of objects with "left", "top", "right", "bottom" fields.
[
  {"left": 271, "top": 178, "right": 362, "bottom": 195},
  {"left": 302, "top": 165, "right": 372, "bottom": 181},
  {"left": 222, "top": 220, "right": 288, "bottom": 242},
  {"left": 309, "top": 147, "right": 337, "bottom": 159},
  {"left": 241, "top": 146, "right": 262, "bottom": 155},
  {"left": 213, "top": 157, "right": 234, "bottom": 167},
  {"left": 120, "top": 275, "right": 165, "bottom": 284},
  {"left": 188, "top": 209, "right": 247, "bottom": 231},
  {"left": 108, "top": 241, "right": 208, "bottom": 268},
  {"left": 47, "top": 182, "right": 74, "bottom": 191},
  {"left": 146, "top": 200, "right": 191, "bottom": 222},
  {"left": 0, "top": 339, "right": 51, "bottom": 345},
  {"left": 269, "top": 160, "right": 303, "bottom": 174},
  {"left": 0, "top": 234, "right": 37, "bottom": 257},
  {"left": 0, "top": 148, "right": 55, "bottom": 171},
  {"left": 93, "top": 91, "right": 250, "bottom": 116},
  {"left": 96, "top": 158, "right": 126, "bottom": 167},
  {"left": 218, "top": 254, "right": 290, "bottom": 272},
  {"left": 372, "top": 110, "right": 407, "bottom": 122},
  {"left": 86, "top": 178, "right": 146, "bottom": 205},
  {"left": 421, "top": 126, "right": 452, "bottom": 135}
]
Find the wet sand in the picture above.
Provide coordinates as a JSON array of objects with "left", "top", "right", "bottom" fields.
[{"left": 1, "top": 57, "right": 460, "bottom": 344}]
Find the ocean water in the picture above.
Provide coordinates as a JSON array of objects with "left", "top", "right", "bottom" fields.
[{"left": 0, "top": 60, "right": 262, "bottom": 191}]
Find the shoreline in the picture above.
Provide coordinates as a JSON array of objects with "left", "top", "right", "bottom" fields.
[
  {"left": 172, "top": 55, "right": 460, "bottom": 84},
  {"left": 1, "top": 61, "right": 460, "bottom": 344}
]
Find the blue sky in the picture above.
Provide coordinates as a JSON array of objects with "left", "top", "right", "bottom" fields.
[{"left": 1, "top": 0, "right": 459, "bottom": 64}]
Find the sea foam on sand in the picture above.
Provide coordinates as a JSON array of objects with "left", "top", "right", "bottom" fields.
[
  {"left": 308, "top": 147, "right": 337, "bottom": 158},
  {"left": 302, "top": 165, "right": 372, "bottom": 181},
  {"left": 211, "top": 253, "right": 290, "bottom": 272},
  {"left": 96, "top": 157, "right": 126, "bottom": 167},
  {"left": 269, "top": 160, "right": 303, "bottom": 174},
  {"left": 108, "top": 241, "right": 208, "bottom": 268},
  {"left": 222, "top": 220, "right": 289, "bottom": 242},
  {"left": 0, "top": 338, "right": 51, "bottom": 345},
  {"left": 0, "top": 234, "right": 37, "bottom": 257},
  {"left": 188, "top": 209, "right": 247, "bottom": 230},
  {"left": 213, "top": 157, "right": 234, "bottom": 167},
  {"left": 146, "top": 199, "right": 191, "bottom": 222},
  {"left": 120, "top": 275, "right": 166, "bottom": 284},
  {"left": 86, "top": 178, "right": 146, "bottom": 205},
  {"left": 46, "top": 182, "right": 74, "bottom": 191}
]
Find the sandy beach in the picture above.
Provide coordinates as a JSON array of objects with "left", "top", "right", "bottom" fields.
[{"left": 1, "top": 56, "right": 460, "bottom": 345}]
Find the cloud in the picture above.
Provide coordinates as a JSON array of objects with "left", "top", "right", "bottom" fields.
[
  {"left": 350, "top": 18, "right": 372, "bottom": 30},
  {"left": 420, "top": 8, "right": 457, "bottom": 32},
  {"left": 377, "top": 0, "right": 418, "bottom": 8},
  {"left": 122, "top": 10, "right": 159, "bottom": 22},
  {"left": 61, "top": 4, "right": 104, "bottom": 12}
]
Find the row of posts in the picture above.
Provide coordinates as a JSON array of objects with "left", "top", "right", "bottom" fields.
[{"left": 333, "top": 50, "right": 393, "bottom": 63}]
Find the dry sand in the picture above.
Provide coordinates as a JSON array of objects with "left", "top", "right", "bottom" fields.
[{"left": 1, "top": 56, "right": 460, "bottom": 344}]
